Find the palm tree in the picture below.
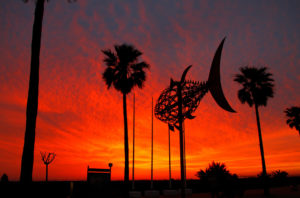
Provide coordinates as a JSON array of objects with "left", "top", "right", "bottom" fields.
[
  {"left": 196, "top": 162, "right": 237, "bottom": 198},
  {"left": 196, "top": 161, "right": 230, "bottom": 181},
  {"left": 234, "top": 66, "right": 274, "bottom": 196},
  {"left": 20, "top": 0, "right": 75, "bottom": 183},
  {"left": 20, "top": 0, "right": 46, "bottom": 183},
  {"left": 284, "top": 106, "right": 300, "bottom": 135},
  {"left": 102, "top": 44, "right": 150, "bottom": 189}
]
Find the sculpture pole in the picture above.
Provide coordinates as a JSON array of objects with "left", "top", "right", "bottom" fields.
[
  {"left": 168, "top": 125, "right": 172, "bottom": 189},
  {"left": 132, "top": 94, "right": 135, "bottom": 190},
  {"left": 177, "top": 66, "right": 191, "bottom": 198},
  {"left": 183, "top": 122, "right": 187, "bottom": 187},
  {"left": 177, "top": 83, "right": 186, "bottom": 198},
  {"left": 151, "top": 97, "right": 154, "bottom": 189}
]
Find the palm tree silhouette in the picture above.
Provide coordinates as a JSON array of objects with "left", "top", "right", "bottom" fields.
[
  {"left": 20, "top": 0, "right": 75, "bottom": 183},
  {"left": 102, "top": 44, "right": 150, "bottom": 189},
  {"left": 20, "top": 0, "right": 46, "bottom": 183},
  {"left": 196, "top": 161, "right": 230, "bottom": 180},
  {"left": 284, "top": 106, "right": 300, "bottom": 135},
  {"left": 234, "top": 66, "right": 274, "bottom": 196}
]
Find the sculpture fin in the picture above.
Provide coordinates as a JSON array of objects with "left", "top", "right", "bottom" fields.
[
  {"left": 170, "top": 78, "right": 175, "bottom": 88},
  {"left": 180, "top": 65, "right": 192, "bottom": 83},
  {"left": 207, "top": 37, "right": 236, "bottom": 113}
]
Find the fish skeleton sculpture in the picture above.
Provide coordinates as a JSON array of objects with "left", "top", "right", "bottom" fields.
[{"left": 154, "top": 38, "right": 236, "bottom": 128}]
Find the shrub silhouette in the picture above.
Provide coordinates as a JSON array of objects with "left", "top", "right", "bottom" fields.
[
  {"left": 1, "top": 174, "right": 8, "bottom": 183},
  {"left": 272, "top": 170, "right": 288, "bottom": 178},
  {"left": 196, "top": 161, "right": 230, "bottom": 181},
  {"left": 196, "top": 162, "right": 243, "bottom": 198}
]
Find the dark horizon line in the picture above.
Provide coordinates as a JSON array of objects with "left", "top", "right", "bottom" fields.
[{"left": 5, "top": 175, "right": 300, "bottom": 183}]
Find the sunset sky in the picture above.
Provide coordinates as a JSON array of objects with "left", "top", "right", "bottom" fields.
[{"left": 0, "top": 0, "right": 299, "bottom": 181}]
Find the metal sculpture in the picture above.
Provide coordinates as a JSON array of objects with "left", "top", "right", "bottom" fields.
[
  {"left": 155, "top": 78, "right": 208, "bottom": 126},
  {"left": 154, "top": 38, "right": 235, "bottom": 198},
  {"left": 155, "top": 38, "right": 235, "bottom": 127}
]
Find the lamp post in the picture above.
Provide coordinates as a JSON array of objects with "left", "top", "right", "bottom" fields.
[{"left": 109, "top": 162, "right": 113, "bottom": 181}]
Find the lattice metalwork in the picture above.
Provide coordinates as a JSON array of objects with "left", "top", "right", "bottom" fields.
[
  {"left": 155, "top": 80, "right": 209, "bottom": 126},
  {"left": 154, "top": 38, "right": 236, "bottom": 128}
]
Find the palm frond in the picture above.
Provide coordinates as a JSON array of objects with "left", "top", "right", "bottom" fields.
[
  {"left": 102, "top": 67, "right": 115, "bottom": 89},
  {"left": 102, "top": 43, "right": 149, "bottom": 94},
  {"left": 284, "top": 106, "right": 300, "bottom": 135},
  {"left": 131, "top": 61, "right": 150, "bottom": 71},
  {"left": 115, "top": 44, "right": 142, "bottom": 65},
  {"left": 234, "top": 66, "right": 274, "bottom": 107},
  {"left": 131, "top": 71, "right": 146, "bottom": 89},
  {"left": 102, "top": 49, "right": 117, "bottom": 67},
  {"left": 238, "top": 89, "right": 253, "bottom": 106}
]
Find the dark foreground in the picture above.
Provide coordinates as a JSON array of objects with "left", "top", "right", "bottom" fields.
[{"left": 0, "top": 177, "right": 299, "bottom": 198}]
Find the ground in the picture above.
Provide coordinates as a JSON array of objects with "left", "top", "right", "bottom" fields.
[{"left": 140, "top": 186, "right": 300, "bottom": 198}]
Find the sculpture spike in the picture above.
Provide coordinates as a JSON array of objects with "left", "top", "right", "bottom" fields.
[
  {"left": 180, "top": 65, "right": 192, "bottom": 83},
  {"left": 207, "top": 37, "right": 236, "bottom": 113}
]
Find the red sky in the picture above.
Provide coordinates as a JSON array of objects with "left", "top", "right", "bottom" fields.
[{"left": 0, "top": 0, "right": 299, "bottom": 181}]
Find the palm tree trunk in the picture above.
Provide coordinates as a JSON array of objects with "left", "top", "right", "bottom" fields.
[
  {"left": 254, "top": 104, "right": 269, "bottom": 196},
  {"left": 123, "top": 93, "right": 129, "bottom": 191},
  {"left": 20, "top": 0, "right": 45, "bottom": 183}
]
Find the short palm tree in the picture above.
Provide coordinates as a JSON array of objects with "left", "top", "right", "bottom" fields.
[
  {"left": 271, "top": 170, "right": 288, "bottom": 179},
  {"left": 234, "top": 66, "right": 274, "bottom": 195},
  {"left": 196, "top": 161, "right": 230, "bottom": 181},
  {"left": 284, "top": 106, "right": 300, "bottom": 135},
  {"left": 196, "top": 162, "right": 239, "bottom": 198},
  {"left": 102, "top": 44, "right": 150, "bottom": 188},
  {"left": 21, "top": 0, "right": 75, "bottom": 183}
]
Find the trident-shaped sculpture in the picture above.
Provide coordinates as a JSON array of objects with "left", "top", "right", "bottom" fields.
[{"left": 154, "top": 38, "right": 235, "bottom": 198}]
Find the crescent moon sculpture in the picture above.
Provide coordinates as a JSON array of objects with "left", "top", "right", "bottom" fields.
[
  {"left": 207, "top": 38, "right": 236, "bottom": 113},
  {"left": 154, "top": 37, "right": 235, "bottom": 128}
]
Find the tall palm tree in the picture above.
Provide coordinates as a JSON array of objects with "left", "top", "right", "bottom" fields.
[
  {"left": 102, "top": 44, "right": 150, "bottom": 188},
  {"left": 284, "top": 106, "right": 300, "bottom": 135},
  {"left": 21, "top": 0, "right": 75, "bottom": 183},
  {"left": 234, "top": 66, "right": 274, "bottom": 196},
  {"left": 21, "top": 0, "right": 46, "bottom": 183}
]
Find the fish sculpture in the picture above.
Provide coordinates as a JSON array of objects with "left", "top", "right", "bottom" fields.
[{"left": 154, "top": 38, "right": 236, "bottom": 128}]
